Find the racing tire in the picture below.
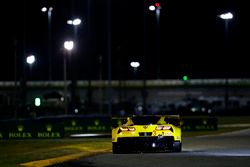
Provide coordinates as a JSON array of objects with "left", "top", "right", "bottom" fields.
[
  {"left": 112, "top": 143, "right": 119, "bottom": 154},
  {"left": 172, "top": 141, "right": 182, "bottom": 152},
  {"left": 113, "top": 143, "right": 133, "bottom": 154},
  {"left": 112, "top": 143, "right": 121, "bottom": 154}
]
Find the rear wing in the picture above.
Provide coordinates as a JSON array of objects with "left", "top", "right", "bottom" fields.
[{"left": 112, "top": 115, "right": 181, "bottom": 128}]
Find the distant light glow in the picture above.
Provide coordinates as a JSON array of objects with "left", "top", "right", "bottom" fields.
[
  {"left": 155, "top": 3, "right": 160, "bottom": 7},
  {"left": 26, "top": 55, "right": 36, "bottom": 65},
  {"left": 48, "top": 7, "right": 53, "bottom": 12},
  {"left": 67, "top": 18, "right": 82, "bottom": 26},
  {"left": 35, "top": 98, "right": 41, "bottom": 107},
  {"left": 64, "top": 41, "right": 74, "bottom": 51},
  {"left": 149, "top": 5, "right": 156, "bottom": 11},
  {"left": 72, "top": 18, "right": 81, "bottom": 25},
  {"left": 41, "top": 7, "right": 47, "bottom": 12},
  {"left": 183, "top": 75, "right": 188, "bottom": 81},
  {"left": 67, "top": 20, "right": 73, "bottom": 25},
  {"left": 130, "top": 62, "right": 140, "bottom": 68},
  {"left": 219, "top": 12, "right": 233, "bottom": 20},
  {"left": 42, "top": 7, "right": 53, "bottom": 13},
  {"left": 60, "top": 97, "right": 64, "bottom": 101},
  {"left": 136, "top": 105, "right": 143, "bottom": 112}
]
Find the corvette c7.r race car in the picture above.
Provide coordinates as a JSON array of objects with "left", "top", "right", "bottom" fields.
[{"left": 112, "top": 115, "right": 182, "bottom": 153}]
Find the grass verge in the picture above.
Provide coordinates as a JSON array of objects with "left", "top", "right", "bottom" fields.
[{"left": 0, "top": 138, "right": 111, "bottom": 167}]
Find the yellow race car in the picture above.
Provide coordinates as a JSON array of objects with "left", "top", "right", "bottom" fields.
[{"left": 112, "top": 115, "right": 182, "bottom": 153}]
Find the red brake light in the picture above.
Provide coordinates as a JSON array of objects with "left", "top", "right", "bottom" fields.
[
  {"left": 128, "top": 127, "right": 135, "bottom": 131},
  {"left": 162, "top": 126, "right": 171, "bottom": 130},
  {"left": 156, "top": 125, "right": 172, "bottom": 130},
  {"left": 120, "top": 127, "right": 135, "bottom": 131},
  {"left": 120, "top": 127, "right": 129, "bottom": 131},
  {"left": 156, "top": 126, "right": 163, "bottom": 130}
]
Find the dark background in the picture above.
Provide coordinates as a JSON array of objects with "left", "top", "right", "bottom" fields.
[{"left": 1, "top": 0, "right": 250, "bottom": 81}]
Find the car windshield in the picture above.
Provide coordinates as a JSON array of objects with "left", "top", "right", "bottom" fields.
[
  {"left": 130, "top": 116, "right": 161, "bottom": 125},
  {"left": 129, "top": 115, "right": 181, "bottom": 126}
]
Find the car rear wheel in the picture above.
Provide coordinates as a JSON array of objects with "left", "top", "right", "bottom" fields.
[
  {"left": 172, "top": 141, "right": 182, "bottom": 152},
  {"left": 112, "top": 143, "right": 119, "bottom": 154}
]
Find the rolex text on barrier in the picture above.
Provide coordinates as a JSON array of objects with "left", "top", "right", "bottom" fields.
[
  {"left": 0, "top": 116, "right": 218, "bottom": 139},
  {"left": 0, "top": 118, "right": 64, "bottom": 139},
  {"left": 181, "top": 116, "right": 218, "bottom": 131}
]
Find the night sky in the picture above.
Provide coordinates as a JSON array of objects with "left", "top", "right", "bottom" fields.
[{"left": 1, "top": 0, "right": 250, "bottom": 81}]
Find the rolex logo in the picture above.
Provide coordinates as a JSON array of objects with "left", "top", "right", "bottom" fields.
[
  {"left": 17, "top": 125, "right": 24, "bottom": 132},
  {"left": 94, "top": 120, "right": 100, "bottom": 126},
  {"left": 71, "top": 120, "right": 76, "bottom": 126},
  {"left": 46, "top": 125, "right": 52, "bottom": 132}
]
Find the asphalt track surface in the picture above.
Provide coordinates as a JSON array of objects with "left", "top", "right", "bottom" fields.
[{"left": 51, "top": 129, "right": 250, "bottom": 167}]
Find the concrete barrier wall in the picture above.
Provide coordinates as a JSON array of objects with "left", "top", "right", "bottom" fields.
[{"left": 0, "top": 116, "right": 217, "bottom": 139}]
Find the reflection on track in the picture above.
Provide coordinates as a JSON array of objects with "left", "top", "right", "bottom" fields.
[{"left": 177, "top": 149, "right": 250, "bottom": 157}]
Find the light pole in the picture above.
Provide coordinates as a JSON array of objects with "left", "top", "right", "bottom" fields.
[
  {"left": 67, "top": 18, "right": 82, "bottom": 41},
  {"left": 63, "top": 40, "right": 74, "bottom": 115},
  {"left": 26, "top": 54, "right": 36, "bottom": 80},
  {"left": 218, "top": 12, "right": 233, "bottom": 50},
  {"left": 218, "top": 12, "right": 233, "bottom": 113},
  {"left": 130, "top": 61, "right": 140, "bottom": 79},
  {"left": 98, "top": 55, "right": 104, "bottom": 114},
  {"left": 67, "top": 18, "right": 81, "bottom": 114},
  {"left": 41, "top": 6, "right": 53, "bottom": 81},
  {"left": 149, "top": 2, "right": 161, "bottom": 79}
]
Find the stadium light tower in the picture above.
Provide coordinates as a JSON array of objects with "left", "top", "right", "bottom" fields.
[
  {"left": 67, "top": 18, "right": 82, "bottom": 41},
  {"left": 63, "top": 40, "right": 74, "bottom": 115},
  {"left": 130, "top": 61, "right": 140, "bottom": 79},
  {"left": 67, "top": 18, "right": 82, "bottom": 113},
  {"left": 218, "top": 12, "right": 233, "bottom": 112},
  {"left": 41, "top": 6, "right": 53, "bottom": 80},
  {"left": 218, "top": 12, "right": 233, "bottom": 49},
  {"left": 26, "top": 54, "right": 36, "bottom": 80},
  {"left": 149, "top": 2, "right": 162, "bottom": 79}
]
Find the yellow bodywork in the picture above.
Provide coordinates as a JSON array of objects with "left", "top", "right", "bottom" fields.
[{"left": 112, "top": 115, "right": 182, "bottom": 143}]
